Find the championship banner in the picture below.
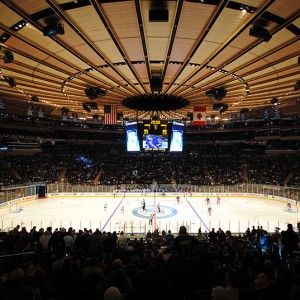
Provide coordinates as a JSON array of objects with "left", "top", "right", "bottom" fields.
[
  {"left": 38, "top": 107, "right": 44, "bottom": 118},
  {"left": 27, "top": 104, "right": 33, "bottom": 116},
  {"left": 72, "top": 112, "right": 78, "bottom": 123},
  {"left": 192, "top": 106, "right": 206, "bottom": 126},
  {"left": 93, "top": 114, "right": 99, "bottom": 124},
  {"left": 62, "top": 111, "right": 68, "bottom": 121}
]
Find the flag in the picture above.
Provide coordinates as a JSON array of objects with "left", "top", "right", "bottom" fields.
[
  {"left": 193, "top": 106, "right": 206, "bottom": 126},
  {"left": 104, "top": 105, "right": 117, "bottom": 124}
]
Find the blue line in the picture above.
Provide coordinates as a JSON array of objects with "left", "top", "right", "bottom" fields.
[
  {"left": 101, "top": 196, "right": 124, "bottom": 231},
  {"left": 184, "top": 197, "right": 209, "bottom": 232}
]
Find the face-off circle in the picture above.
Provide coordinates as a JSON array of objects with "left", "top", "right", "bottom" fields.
[{"left": 132, "top": 205, "right": 177, "bottom": 219}]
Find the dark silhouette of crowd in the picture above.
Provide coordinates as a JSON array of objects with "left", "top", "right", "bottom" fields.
[
  {"left": 1, "top": 142, "right": 300, "bottom": 187},
  {"left": 0, "top": 222, "right": 299, "bottom": 300}
]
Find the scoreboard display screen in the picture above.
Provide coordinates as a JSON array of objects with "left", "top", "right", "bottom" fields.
[
  {"left": 170, "top": 121, "right": 184, "bottom": 152},
  {"left": 125, "top": 121, "right": 140, "bottom": 152},
  {"left": 142, "top": 120, "right": 168, "bottom": 151}
]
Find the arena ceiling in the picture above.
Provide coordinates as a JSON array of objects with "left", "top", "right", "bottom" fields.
[{"left": 0, "top": 0, "right": 300, "bottom": 122}]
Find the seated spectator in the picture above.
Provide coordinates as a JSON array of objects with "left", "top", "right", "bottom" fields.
[{"left": 211, "top": 270, "right": 240, "bottom": 300}]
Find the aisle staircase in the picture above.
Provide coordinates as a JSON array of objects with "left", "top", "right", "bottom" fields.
[{"left": 93, "top": 168, "right": 104, "bottom": 185}]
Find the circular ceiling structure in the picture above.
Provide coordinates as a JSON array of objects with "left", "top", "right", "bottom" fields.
[{"left": 0, "top": 0, "right": 299, "bottom": 122}]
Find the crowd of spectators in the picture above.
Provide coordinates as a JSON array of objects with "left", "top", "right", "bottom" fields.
[
  {"left": 1, "top": 143, "right": 300, "bottom": 187},
  {"left": 1, "top": 139, "right": 300, "bottom": 299},
  {"left": 0, "top": 222, "right": 299, "bottom": 300}
]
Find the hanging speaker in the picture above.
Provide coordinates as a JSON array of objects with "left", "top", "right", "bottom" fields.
[
  {"left": 43, "top": 23, "right": 64, "bottom": 36},
  {"left": 149, "top": 10, "right": 169, "bottom": 22},
  {"left": 31, "top": 96, "right": 39, "bottom": 102},
  {"left": 294, "top": 81, "right": 300, "bottom": 91},
  {"left": 3, "top": 51, "right": 14, "bottom": 63}
]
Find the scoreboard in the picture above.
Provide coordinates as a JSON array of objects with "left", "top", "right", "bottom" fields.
[
  {"left": 125, "top": 119, "right": 185, "bottom": 152},
  {"left": 143, "top": 119, "right": 168, "bottom": 135},
  {"left": 142, "top": 120, "right": 168, "bottom": 151}
]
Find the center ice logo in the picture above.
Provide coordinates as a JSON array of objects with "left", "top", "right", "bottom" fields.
[{"left": 132, "top": 205, "right": 177, "bottom": 219}]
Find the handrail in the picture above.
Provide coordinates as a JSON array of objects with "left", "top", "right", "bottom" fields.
[{"left": 0, "top": 252, "right": 35, "bottom": 259}]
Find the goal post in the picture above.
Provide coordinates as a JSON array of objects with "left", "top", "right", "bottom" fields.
[{"left": 9, "top": 203, "right": 24, "bottom": 213}]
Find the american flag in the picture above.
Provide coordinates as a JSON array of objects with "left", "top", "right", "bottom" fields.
[{"left": 104, "top": 105, "right": 117, "bottom": 124}]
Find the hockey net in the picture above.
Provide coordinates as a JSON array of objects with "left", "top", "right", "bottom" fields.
[{"left": 9, "top": 203, "right": 24, "bottom": 213}]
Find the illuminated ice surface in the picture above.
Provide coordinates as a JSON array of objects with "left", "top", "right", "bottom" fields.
[{"left": 1, "top": 195, "right": 299, "bottom": 234}]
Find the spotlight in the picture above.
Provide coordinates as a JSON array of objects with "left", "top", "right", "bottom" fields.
[
  {"left": 249, "top": 25, "right": 272, "bottom": 42},
  {"left": 3, "top": 51, "right": 14, "bottom": 63},
  {"left": 43, "top": 23, "right": 64, "bottom": 36}
]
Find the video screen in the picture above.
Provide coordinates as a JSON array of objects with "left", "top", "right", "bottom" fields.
[
  {"left": 142, "top": 119, "right": 168, "bottom": 151},
  {"left": 125, "top": 121, "right": 141, "bottom": 152},
  {"left": 142, "top": 134, "right": 168, "bottom": 150},
  {"left": 170, "top": 121, "right": 184, "bottom": 152}
]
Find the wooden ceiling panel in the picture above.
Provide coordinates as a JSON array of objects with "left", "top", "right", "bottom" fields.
[
  {"left": 9, "top": 0, "right": 49, "bottom": 15},
  {"left": 176, "top": 2, "right": 214, "bottom": 39},
  {"left": 1, "top": 0, "right": 300, "bottom": 120},
  {"left": 268, "top": 0, "right": 300, "bottom": 19}
]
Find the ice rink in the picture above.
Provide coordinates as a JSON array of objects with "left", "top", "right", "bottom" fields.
[{"left": 1, "top": 194, "right": 299, "bottom": 234}]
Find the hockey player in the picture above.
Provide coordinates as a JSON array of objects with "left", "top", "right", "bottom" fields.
[
  {"left": 142, "top": 199, "right": 146, "bottom": 211},
  {"left": 208, "top": 206, "right": 212, "bottom": 216},
  {"left": 206, "top": 197, "right": 210, "bottom": 206},
  {"left": 157, "top": 202, "right": 161, "bottom": 213}
]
